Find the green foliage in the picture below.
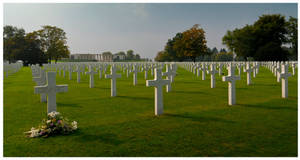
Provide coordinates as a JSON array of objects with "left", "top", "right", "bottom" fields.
[
  {"left": 286, "top": 16, "right": 298, "bottom": 60},
  {"left": 115, "top": 51, "right": 126, "bottom": 56},
  {"left": 35, "top": 25, "right": 70, "bottom": 63},
  {"left": 155, "top": 24, "right": 208, "bottom": 62},
  {"left": 135, "top": 54, "right": 141, "bottom": 60},
  {"left": 126, "top": 50, "right": 134, "bottom": 60},
  {"left": 222, "top": 14, "right": 294, "bottom": 61},
  {"left": 215, "top": 52, "right": 233, "bottom": 61},
  {"left": 255, "top": 42, "right": 288, "bottom": 61},
  {"left": 164, "top": 32, "right": 184, "bottom": 61},
  {"left": 3, "top": 25, "right": 26, "bottom": 63},
  {"left": 102, "top": 51, "right": 112, "bottom": 56},
  {"left": 3, "top": 25, "right": 47, "bottom": 65},
  {"left": 154, "top": 51, "right": 171, "bottom": 62},
  {"left": 3, "top": 25, "right": 70, "bottom": 65},
  {"left": 219, "top": 48, "right": 227, "bottom": 53}
]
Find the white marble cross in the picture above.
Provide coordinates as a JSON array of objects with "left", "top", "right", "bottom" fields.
[
  {"left": 105, "top": 65, "right": 121, "bottom": 97},
  {"left": 195, "top": 64, "right": 201, "bottom": 77},
  {"left": 218, "top": 63, "right": 223, "bottom": 76},
  {"left": 276, "top": 62, "right": 281, "bottom": 82},
  {"left": 200, "top": 64, "right": 206, "bottom": 80},
  {"left": 132, "top": 65, "right": 139, "bottom": 86},
  {"left": 208, "top": 64, "right": 218, "bottom": 88},
  {"left": 222, "top": 63, "right": 240, "bottom": 105},
  {"left": 144, "top": 65, "right": 150, "bottom": 79},
  {"left": 162, "top": 65, "right": 173, "bottom": 92},
  {"left": 146, "top": 68, "right": 170, "bottom": 116},
  {"left": 34, "top": 72, "right": 68, "bottom": 113},
  {"left": 98, "top": 65, "right": 103, "bottom": 79},
  {"left": 74, "top": 65, "right": 83, "bottom": 83},
  {"left": 279, "top": 63, "right": 292, "bottom": 98},
  {"left": 62, "top": 65, "right": 67, "bottom": 78},
  {"left": 292, "top": 63, "right": 296, "bottom": 75},
  {"left": 237, "top": 63, "right": 242, "bottom": 76},
  {"left": 244, "top": 62, "right": 253, "bottom": 85},
  {"left": 68, "top": 65, "right": 73, "bottom": 80},
  {"left": 33, "top": 69, "right": 47, "bottom": 102},
  {"left": 85, "top": 65, "right": 97, "bottom": 88},
  {"left": 170, "top": 63, "right": 177, "bottom": 82}
]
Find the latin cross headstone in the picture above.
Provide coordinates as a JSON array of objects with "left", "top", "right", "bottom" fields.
[
  {"left": 279, "top": 63, "right": 292, "bottom": 98},
  {"left": 222, "top": 63, "right": 240, "bottom": 105},
  {"left": 291, "top": 63, "right": 296, "bottom": 75},
  {"left": 33, "top": 69, "right": 47, "bottom": 102},
  {"left": 208, "top": 64, "right": 218, "bottom": 88},
  {"left": 162, "top": 65, "right": 172, "bottom": 92},
  {"left": 105, "top": 65, "right": 121, "bottom": 97},
  {"left": 34, "top": 72, "right": 68, "bottom": 113},
  {"left": 132, "top": 65, "right": 139, "bottom": 86},
  {"left": 98, "top": 65, "right": 103, "bottom": 79},
  {"left": 85, "top": 65, "right": 97, "bottom": 88},
  {"left": 68, "top": 65, "right": 73, "bottom": 80},
  {"left": 219, "top": 63, "right": 223, "bottom": 76},
  {"left": 200, "top": 64, "right": 206, "bottom": 80},
  {"left": 74, "top": 65, "right": 83, "bottom": 83},
  {"left": 245, "top": 62, "right": 253, "bottom": 85},
  {"left": 146, "top": 68, "right": 170, "bottom": 116}
]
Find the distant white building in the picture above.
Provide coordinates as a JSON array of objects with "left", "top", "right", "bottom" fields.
[{"left": 70, "top": 53, "right": 113, "bottom": 62}]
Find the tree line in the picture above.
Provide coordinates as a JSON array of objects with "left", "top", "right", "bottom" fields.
[
  {"left": 4, "top": 25, "right": 70, "bottom": 66},
  {"left": 155, "top": 14, "right": 297, "bottom": 62},
  {"left": 102, "top": 50, "right": 142, "bottom": 61}
]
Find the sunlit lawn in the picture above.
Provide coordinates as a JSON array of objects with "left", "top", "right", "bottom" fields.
[{"left": 3, "top": 65, "right": 297, "bottom": 157}]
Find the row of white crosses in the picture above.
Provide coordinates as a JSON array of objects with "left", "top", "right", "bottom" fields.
[
  {"left": 263, "top": 61, "right": 296, "bottom": 98},
  {"left": 31, "top": 65, "right": 68, "bottom": 113},
  {"left": 4, "top": 62, "right": 23, "bottom": 77},
  {"left": 32, "top": 61, "right": 294, "bottom": 115},
  {"left": 181, "top": 61, "right": 296, "bottom": 104}
]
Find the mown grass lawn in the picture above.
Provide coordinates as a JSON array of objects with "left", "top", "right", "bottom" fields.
[{"left": 3, "top": 65, "right": 298, "bottom": 157}]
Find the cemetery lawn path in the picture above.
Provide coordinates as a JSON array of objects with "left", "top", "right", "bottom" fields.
[{"left": 3, "top": 66, "right": 297, "bottom": 157}]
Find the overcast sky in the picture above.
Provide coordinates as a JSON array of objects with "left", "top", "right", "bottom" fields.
[{"left": 4, "top": 3, "right": 297, "bottom": 59}]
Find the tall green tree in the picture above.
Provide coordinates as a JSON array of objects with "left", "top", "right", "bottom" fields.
[
  {"left": 126, "top": 50, "right": 134, "bottom": 60},
  {"left": 3, "top": 25, "right": 26, "bottom": 63},
  {"left": 135, "top": 54, "right": 141, "bottom": 60},
  {"left": 222, "top": 14, "right": 290, "bottom": 61},
  {"left": 174, "top": 24, "right": 208, "bottom": 62},
  {"left": 116, "top": 51, "right": 126, "bottom": 56},
  {"left": 286, "top": 16, "right": 298, "bottom": 60},
  {"left": 102, "top": 51, "right": 112, "bottom": 56},
  {"left": 154, "top": 51, "right": 171, "bottom": 62},
  {"left": 35, "top": 25, "right": 70, "bottom": 63},
  {"left": 3, "top": 25, "right": 47, "bottom": 65},
  {"left": 164, "top": 32, "right": 184, "bottom": 61},
  {"left": 19, "top": 32, "right": 47, "bottom": 66}
]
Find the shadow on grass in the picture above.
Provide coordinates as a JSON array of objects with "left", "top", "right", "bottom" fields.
[
  {"left": 93, "top": 87, "right": 110, "bottom": 90},
  {"left": 75, "top": 130, "right": 124, "bottom": 145},
  {"left": 117, "top": 95, "right": 152, "bottom": 101},
  {"left": 252, "top": 83, "right": 279, "bottom": 87},
  {"left": 173, "top": 90, "right": 207, "bottom": 95},
  {"left": 241, "top": 104, "right": 297, "bottom": 111},
  {"left": 57, "top": 102, "right": 82, "bottom": 108},
  {"left": 164, "top": 113, "right": 235, "bottom": 124},
  {"left": 176, "top": 81, "right": 200, "bottom": 84}
]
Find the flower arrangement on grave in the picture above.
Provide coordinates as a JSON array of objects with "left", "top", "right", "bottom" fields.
[{"left": 25, "top": 111, "right": 77, "bottom": 138}]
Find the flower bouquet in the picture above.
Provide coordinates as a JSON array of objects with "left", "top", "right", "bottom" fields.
[{"left": 25, "top": 111, "right": 77, "bottom": 138}]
